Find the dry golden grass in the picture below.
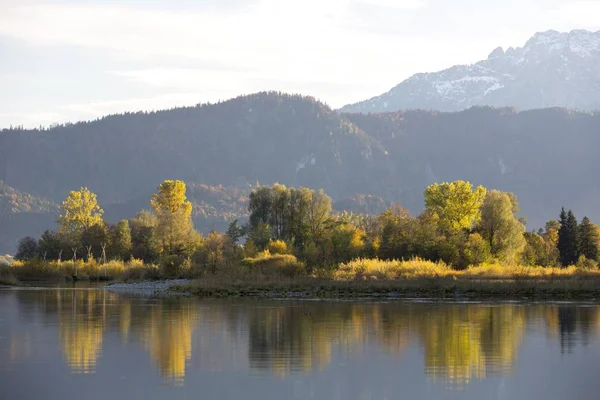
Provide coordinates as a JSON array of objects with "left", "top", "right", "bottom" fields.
[
  {"left": 8, "top": 258, "right": 159, "bottom": 281},
  {"left": 334, "top": 258, "right": 600, "bottom": 282}
]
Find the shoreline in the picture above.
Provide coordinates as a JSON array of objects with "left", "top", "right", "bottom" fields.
[
  {"left": 171, "top": 278, "right": 600, "bottom": 300},
  {"left": 105, "top": 279, "right": 192, "bottom": 293},
  {"left": 3, "top": 277, "right": 600, "bottom": 301}
]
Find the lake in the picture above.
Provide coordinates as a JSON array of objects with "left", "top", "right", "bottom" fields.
[{"left": 1, "top": 288, "right": 600, "bottom": 399}]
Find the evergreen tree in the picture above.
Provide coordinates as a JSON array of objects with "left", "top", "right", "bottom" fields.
[
  {"left": 226, "top": 219, "right": 243, "bottom": 244},
  {"left": 558, "top": 208, "right": 579, "bottom": 266},
  {"left": 579, "top": 217, "right": 599, "bottom": 261}
]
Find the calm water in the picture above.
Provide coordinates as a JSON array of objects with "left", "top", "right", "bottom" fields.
[{"left": 2, "top": 290, "right": 600, "bottom": 399}]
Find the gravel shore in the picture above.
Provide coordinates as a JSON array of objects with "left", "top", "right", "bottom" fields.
[{"left": 105, "top": 279, "right": 191, "bottom": 293}]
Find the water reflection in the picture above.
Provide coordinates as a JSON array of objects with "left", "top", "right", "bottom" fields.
[
  {"left": 138, "top": 301, "right": 194, "bottom": 385},
  {"left": 57, "top": 291, "right": 106, "bottom": 374},
  {"left": 2, "top": 289, "right": 600, "bottom": 390}
]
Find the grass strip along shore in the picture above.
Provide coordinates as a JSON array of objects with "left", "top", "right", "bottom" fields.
[{"left": 5, "top": 257, "right": 600, "bottom": 300}]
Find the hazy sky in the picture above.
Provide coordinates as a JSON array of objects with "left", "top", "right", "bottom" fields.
[{"left": 1, "top": 0, "right": 599, "bottom": 128}]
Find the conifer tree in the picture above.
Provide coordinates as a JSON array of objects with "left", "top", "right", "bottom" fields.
[
  {"left": 558, "top": 208, "right": 579, "bottom": 266},
  {"left": 579, "top": 217, "right": 599, "bottom": 262},
  {"left": 226, "top": 219, "right": 243, "bottom": 244}
]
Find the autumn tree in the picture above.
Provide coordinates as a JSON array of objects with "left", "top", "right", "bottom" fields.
[
  {"left": 151, "top": 180, "right": 195, "bottom": 256},
  {"left": 58, "top": 188, "right": 104, "bottom": 248},
  {"left": 523, "top": 232, "right": 549, "bottom": 266},
  {"left": 476, "top": 190, "right": 526, "bottom": 264},
  {"left": 330, "top": 222, "right": 365, "bottom": 262},
  {"left": 424, "top": 181, "right": 486, "bottom": 233},
  {"left": 462, "top": 233, "right": 491, "bottom": 266}
]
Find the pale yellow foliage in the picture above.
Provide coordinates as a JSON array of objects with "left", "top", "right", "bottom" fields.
[{"left": 58, "top": 187, "right": 104, "bottom": 240}]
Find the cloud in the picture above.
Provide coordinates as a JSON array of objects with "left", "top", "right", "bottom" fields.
[
  {"left": 356, "top": 0, "right": 426, "bottom": 9},
  {"left": 3, "top": 0, "right": 597, "bottom": 128},
  {"left": 546, "top": 1, "right": 600, "bottom": 30}
]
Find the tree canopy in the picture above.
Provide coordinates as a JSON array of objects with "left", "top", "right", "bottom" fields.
[{"left": 424, "top": 181, "right": 486, "bottom": 233}]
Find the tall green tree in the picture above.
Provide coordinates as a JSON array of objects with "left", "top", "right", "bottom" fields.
[
  {"left": 226, "top": 219, "right": 244, "bottom": 244},
  {"left": 15, "top": 237, "right": 39, "bottom": 261},
  {"left": 248, "top": 185, "right": 274, "bottom": 228},
  {"left": 424, "top": 181, "right": 486, "bottom": 233},
  {"left": 476, "top": 190, "right": 526, "bottom": 264},
  {"left": 151, "top": 180, "right": 195, "bottom": 255},
  {"left": 286, "top": 187, "right": 312, "bottom": 249},
  {"left": 378, "top": 205, "right": 414, "bottom": 260},
  {"left": 306, "top": 189, "right": 334, "bottom": 243},
  {"left": 38, "top": 230, "right": 66, "bottom": 261},
  {"left": 108, "top": 220, "right": 133, "bottom": 260},
  {"left": 81, "top": 223, "right": 109, "bottom": 260},
  {"left": 130, "top": 210, "right": 160, "bottom": 262},
  {"left": 558, "top": 208, "right": 580, "bottom": 266},
  {"left": 578, "top": 217, "right": 599, "bottom": 262}
]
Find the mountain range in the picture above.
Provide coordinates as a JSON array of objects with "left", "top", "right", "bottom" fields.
[
  {"left": 341, "top": 29, "right": 600, "bottom": 113},
  {"left": 1, "top": 91, "right": 599, "bottom": 253}
]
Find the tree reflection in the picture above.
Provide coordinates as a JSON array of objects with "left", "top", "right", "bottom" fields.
[
  {"left": 137, "top": 300, "right": 195, "bottom": 385},
  {"left": 417, "top": 305, "right": 525, "bottom": 385},
  {"left": 6, "top": 290, "right": 600, "bottom": 387},
  {"left": 57, "top": 290, "right": 108, "bottom": 374}
]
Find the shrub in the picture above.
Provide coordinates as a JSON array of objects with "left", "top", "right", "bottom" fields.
[
  {"left": 243, "top": 251, "right": 306, "bottom": 278},
  {"left": 160, "top": 255, "right": 187, "bottom": 277},
  {"left": 265, "top": 240, "right": 290, "bottom": 255},
  {"left": 243, "top": 240, "right": 259, "bottom": 258},
  {"left": 334, "top": 258, "right": 452, "bottom": 281},
  {"left": 192, "top": 232, "right": 240, "bottom": 274},
  {"left": 576, "top": 255, "right": 599, "bottom": 271}
]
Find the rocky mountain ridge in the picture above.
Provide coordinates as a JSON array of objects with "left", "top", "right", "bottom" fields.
[{"left": 341, "top": 30, "right": 600, "bottom": 113}]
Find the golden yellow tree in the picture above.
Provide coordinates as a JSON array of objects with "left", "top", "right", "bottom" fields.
[
  {"left": 151, "top": 180, "right": 194, "bottom": 255},
  {"left": 424, "top": 181, "right": 486, "bottom": 233},
  {"left": 58, "top": 188, "right": 104, "bottom": 255}
]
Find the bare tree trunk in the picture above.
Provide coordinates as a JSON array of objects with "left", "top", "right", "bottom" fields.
[
  {"left": 86, "top": 245, "right": 92, "bottom": 261},
  {"left": 72, "top": 247, "right": 78, "bottom": 277},
  {"left": 101, "top": 243, "right": 107, "bottom": 264},
  {"left": 42, "top": 251, "right": 47, "bottom": 261},
  {"left": 58, "top": 249, "right": 63, "bottom": 263}
]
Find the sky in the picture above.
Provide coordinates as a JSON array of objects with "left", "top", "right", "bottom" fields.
[{"left": 1, "top": 0, "right": 600, "bottom": 128}]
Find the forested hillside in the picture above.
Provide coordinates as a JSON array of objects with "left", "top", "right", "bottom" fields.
[
  {"left": 0, "top": 182, "right": 59, "bottom": 254},
  {"left": 1, "top": 92, "right": 599, "bottom": 253}
]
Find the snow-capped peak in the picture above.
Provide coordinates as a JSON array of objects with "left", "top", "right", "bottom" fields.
[
  {"left": 340, "top": 29, "right": 600, "bottom": 114},
  {"left": 523, "top": 29, "right": 600, "bottom": 58}
]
